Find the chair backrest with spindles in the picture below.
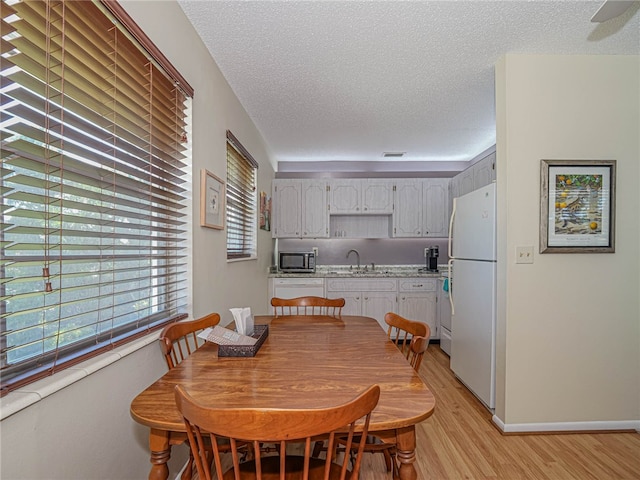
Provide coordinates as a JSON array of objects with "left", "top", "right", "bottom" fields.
[
  {"left": 407, "top": 334, "right": 430, "bottom": 370},
  {"left": 175, "top": 384, "right": 380, "bottom": 480},
  {"left": 159, "top": 313, "right": 220, "bottom": 370},
  {"left": 384, "top": 312, "right": 429, "bottom": 362},
  {"left": 271, "top": 296, "right": 345, "bottom": 317}
]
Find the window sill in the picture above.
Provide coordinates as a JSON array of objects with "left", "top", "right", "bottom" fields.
[
  {"left": 227, "top": 256, "right": 257, "bottom": 263},
  {"left": 0, "top": 331, "right": 161, "bottom": 421}
]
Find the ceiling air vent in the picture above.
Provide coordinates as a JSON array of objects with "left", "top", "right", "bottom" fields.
[{"left": 383, "top": 152, "right": 405, "bottom": 158}]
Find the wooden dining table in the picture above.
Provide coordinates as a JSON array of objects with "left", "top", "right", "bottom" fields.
[{"left": 130, "top": 315, "right": 436, "bottom": 480}]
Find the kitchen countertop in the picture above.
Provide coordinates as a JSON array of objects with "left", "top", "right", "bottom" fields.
[{"left": 270, "top": 264, "right": 449, "bottom": 279}]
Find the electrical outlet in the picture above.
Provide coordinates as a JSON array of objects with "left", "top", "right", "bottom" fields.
[
  {"left": 424, "top": 247, "right": 428, "bottom": 258},
  {"left": 312, "top": 247, "right": 319, "bottom": 258},
  {"left": 515, "top": 246, "right": 534, "bottom": 264}
]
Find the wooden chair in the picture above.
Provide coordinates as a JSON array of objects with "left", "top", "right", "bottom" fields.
[
  {"left": 385, "top": 311, "right": 428, "bottom": 360},
  {"left": 271, "top": 296, "right": 345, "bottom": 317},
  {"left": 339, "top": 313, "right": 430, "bottom": 478},
  {"left": 159, "top": 313, "right": 221, "bottom": 370},
  {"left": 174, "top": 384, "right": 381, "bottom": 480},
  {"left": 159, "top": 313, "right": 221, "bottom": 479}
]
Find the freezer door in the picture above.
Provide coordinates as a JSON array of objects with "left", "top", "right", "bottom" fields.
[
  {"left": 450, "top": 259, "right": 496, "bottom": 409},
  {"left": 451, "top": 183, "right": 496, "bottom": 261}
]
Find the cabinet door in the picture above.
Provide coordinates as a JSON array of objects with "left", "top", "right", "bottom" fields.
[
  {"left": 473, "top": 155, "right": 493, "bottom": 190},
  {"left": 272, "top": 180, "right": 301, "bottom": 238},
  {"left": 329, "top": 179, "right": 361, "bottom": 214},
  {"left": 362, "top": 292, "right": 397, "bottom": 332},
  {"left": 362, "top": 179, "right": 394, "bottom": 214},
  {"left": 339, "top": 292, "right": 362, "bottom": 316},
  {"left": 398, "top": 292, "right": 437, "bottom": 339},
  {"left": 393, "top": 180, "right": 422, "bottom": 237},
  {"left": 301, "top": 180, "right": 328, "bottom": 238},
  {"left": 459, "top": 169, "right": 474, "bottom": 196},
  {"left": 423, "top": 179, "right": 449, "bottom": 237}
]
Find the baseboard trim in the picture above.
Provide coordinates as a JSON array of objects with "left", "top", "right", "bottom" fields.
[{"left": 492, "top": 415, "right": 640, "bottom": 434}]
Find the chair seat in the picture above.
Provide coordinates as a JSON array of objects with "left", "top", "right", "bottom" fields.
[{"left": 222, "top": 455, "right": 351, "bottom": 480}]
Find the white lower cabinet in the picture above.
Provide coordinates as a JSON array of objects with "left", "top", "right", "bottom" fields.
[
  {"left": 326, "top": 278, "right": 397, "bottom": 331},
  {"left": 397, "top": 278, "right": 438, "bottom": 339},
  {"left": 362, "top": 292, "right": 397, "bottom": 331}
]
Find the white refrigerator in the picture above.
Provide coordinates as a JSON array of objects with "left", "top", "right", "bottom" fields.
[{"left": 448, "top": 182, "right": 496, "bottom": 409}]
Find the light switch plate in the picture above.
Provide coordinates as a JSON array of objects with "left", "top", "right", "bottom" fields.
[
  {"left": 515, "top": 246, "right": 534, "bottom": 264},
  {"left": 312, "top": 247, "right": 319, "bottom": 258}
]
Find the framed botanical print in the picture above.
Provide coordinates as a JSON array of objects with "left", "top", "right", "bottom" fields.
[{"left": 201, "top": 169, "right": 225, "bottom": 230}]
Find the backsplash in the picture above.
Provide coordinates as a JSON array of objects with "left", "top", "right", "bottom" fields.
[{"left": 277, "top": 238, "right": 449, "bottom": 267}]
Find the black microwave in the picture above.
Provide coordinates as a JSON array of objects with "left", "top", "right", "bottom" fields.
[{"left": 279, "top": 252, "right": 316, "bottom": 273}]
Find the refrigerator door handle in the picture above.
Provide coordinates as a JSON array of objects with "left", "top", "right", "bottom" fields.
[
  {"left": 448, "top": 197, "right": 457, "bottom": 259},
  {"left": 448, "top": 198, "right": 457, "bottom": 315},
  {"left": 447, "top": 258, "right": 455, "bottom": 315}
]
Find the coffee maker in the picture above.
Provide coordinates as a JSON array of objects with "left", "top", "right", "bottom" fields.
[{"left": 426, "top": 245, "right": 439, "bottom": 272}]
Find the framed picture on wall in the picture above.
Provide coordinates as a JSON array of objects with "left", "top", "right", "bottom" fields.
[
  {"left": 540, "top": 159, "right": 616, "bottom": 253},
  {"left": 201, "top": 169, "right": 225, "bottom": 229}
]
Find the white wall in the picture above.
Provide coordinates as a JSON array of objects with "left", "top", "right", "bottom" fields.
[
  {"left": 0, "top": 1, "right": 275, "bottom": 478},
  {"left": 494, "top": 54, "right": 640, "bottom": 430}
]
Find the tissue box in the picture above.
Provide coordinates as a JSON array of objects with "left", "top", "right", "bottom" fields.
[{"left": 218, "top": 325, "right": 269, "bottom": 357}]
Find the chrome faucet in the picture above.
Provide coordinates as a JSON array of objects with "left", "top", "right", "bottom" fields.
[{"left": 346, "top": 249, "right": 360, "bottom": 270}]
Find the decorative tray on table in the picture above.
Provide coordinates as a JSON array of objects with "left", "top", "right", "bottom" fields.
[{"left": 218, "top": 324, "right": 269, "bottom": 357}]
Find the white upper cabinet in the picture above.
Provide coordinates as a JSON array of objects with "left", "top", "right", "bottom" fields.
[
  {"left": 272, "top": 179, "right": 329, "bottom": 238},
  {"left": 301, "top": 180, "right": 329, "bottom": 238},
  {"left": 272, "top": 180, "right": 301, "bottom": 238},
  {"left": 329, "top": 179, "right": 361, "bottom": 214},
  {"left": 472, "top": 152, "right": 495, "bottom": 190},
  {"left": 361, "top": 179, "right": 394, "bottom": 214},
  {"left": 423, "top": 179, "right": 449, "bottom": 237},
  {"left": 459, "top": 168, "right": 475, "bottom": 197},
  {"left": 451, "top": 149, "right": 496, "bottom": 202},
  {"left": 274, "top": 177, "right": 448, "bottom": 239},
  {"left": 393, "top": 179, "right": 422, "bottom": 237},
  {"left": 393, "top": 179, "right": 449, "bottom": 237},
  {"left": 329, "top": 179, "right": 394, "bottom": 214}
]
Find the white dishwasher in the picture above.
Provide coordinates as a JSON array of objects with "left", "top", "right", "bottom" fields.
[{"left": 271, "top": 277, "right": 325, "bottom": 299}]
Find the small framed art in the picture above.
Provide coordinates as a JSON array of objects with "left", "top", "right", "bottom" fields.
[{"left": 201, "top": 169, "right": 225, "bottom": 229}]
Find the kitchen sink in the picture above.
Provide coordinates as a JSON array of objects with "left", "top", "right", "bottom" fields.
[{"left": 326, "top": 270, "right": 392, "bottom": 276}]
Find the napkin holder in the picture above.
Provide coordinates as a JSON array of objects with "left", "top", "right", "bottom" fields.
[{"left": 218, "top": 324, "right": 269, "bottom": 357}]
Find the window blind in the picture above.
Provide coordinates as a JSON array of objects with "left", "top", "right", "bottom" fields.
[
  {"left": 226, "top": 131, "right": 257, "bottom": 260},
  {"left": 0, "top": 0, "right": 192, "bottom": 394}
]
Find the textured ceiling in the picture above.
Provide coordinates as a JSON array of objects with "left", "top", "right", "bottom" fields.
[{"left": 177, "top": 1, "right": 640, "bottom": 171}]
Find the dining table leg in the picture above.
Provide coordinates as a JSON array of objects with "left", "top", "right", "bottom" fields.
[
  {"left": 148, "top": 428, "right": 171, "bottom": 480},
  {"left": 395, "top": 425, "right": 418, "bottom": 480}
]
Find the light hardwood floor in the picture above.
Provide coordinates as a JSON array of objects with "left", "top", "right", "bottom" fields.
[{"left": 359, "top": 344, "right": 640, "bottom": 480}]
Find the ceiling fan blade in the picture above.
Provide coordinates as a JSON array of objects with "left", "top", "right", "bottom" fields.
[{"left": 591, "top": 0, "right": 635, "bottom": 22}]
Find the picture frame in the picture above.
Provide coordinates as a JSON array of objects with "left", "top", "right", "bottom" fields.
[
  {"left": 200, "top": 169, "right": 225, "bottom": 229},
  {"left": 540, "top": 159, "right": 616, "bottom": 253},
  {"left": 259, "top": 191, "right": 271, "bottom": 231}
]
